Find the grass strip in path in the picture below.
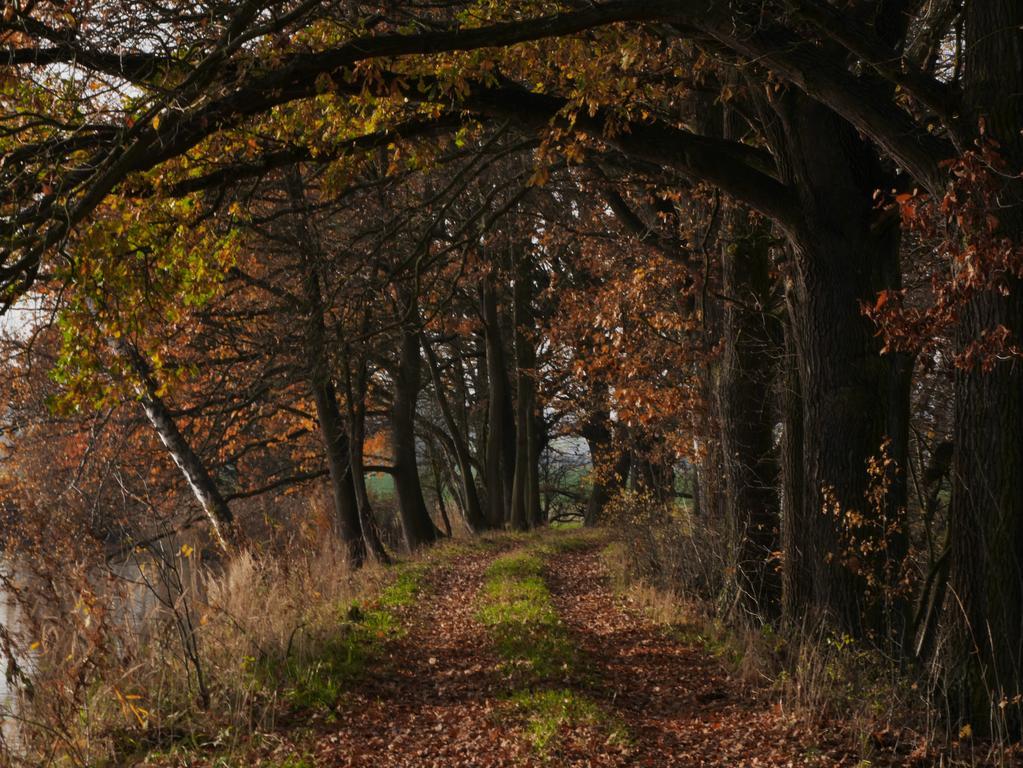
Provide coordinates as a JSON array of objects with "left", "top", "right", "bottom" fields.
[{"left": 477, "top": 544, "right": 629, "bottom": 758}]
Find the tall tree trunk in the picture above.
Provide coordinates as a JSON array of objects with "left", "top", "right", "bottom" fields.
[
  {"left": 527, "top": 408, "right": 543, "bottom": 528},
  {"left": 422, "top": 333, "right": 488, "bottom": 533},
  {"left": 718, "top": 204, "right": 782, "bottom": 622},
  {"left": 510, "top": 255, "right": 536, "bottom": 531},
  {"left": 343, "top": 345, "right": 390, "bottom": 563},
  {"left": 391, "top": 320, "right": 440, "bottom": 549},
  {"left": 345, "top": 364, "right": 388, "bottom": 560},
  {"left": 114, "top": 338, "right": 239, "bottom": 553},
  {"left": 772, "top": 92, "right": 911, "bottom": 638},
  {"left": 948, "top": 0, "right": 1023, "bottom": 732},
  {"left": 287, "top": 169, "right": 366, "bottom": 567},
  {"left": 481, "top": 279, "right": 514, "bottom": 527},
  {"left": 779, "top": 294, "right": 809, "bottom": 626},
  {"left": 307, "top": 371, "right": 365, "bottom": 566}
]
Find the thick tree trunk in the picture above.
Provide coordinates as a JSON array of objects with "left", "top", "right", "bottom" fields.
[
  {"left": 772, "top": 93, "right": 910, "bottom": 637},
  {"left": 307, "top": 375, "right": 365, "bottom": 566},
  {"left": 510, "top": 258, "right": 536, "bottom": 531},
  {"left": 583, "top": 408, "right": 630, "bottom": 527},
  {"left": 340, "top": 340, "right": 390, "bottom": 562},
  {"left": 347, "top": 376, "right": 390, "bottom": 562},
  {"left": 509, "top": 393, "right": 531, "bottom": 530},
  {"left": 481, "top": 279, "right": 514, "bottom": 528},
  {"left": 779, "top": 300, "right": 809, "bottom": 625},
  {"left": 718, "top": 205, "right": 782, "bottom": 621},
  {"left": 391, "top": 322, "right": 441, "bottom": 549},
  {"left": 947, "top": 0, "right": 1023, "bottom": 731}
]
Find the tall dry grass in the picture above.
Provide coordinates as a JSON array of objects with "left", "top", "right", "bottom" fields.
[{"left": 1, "top": 536, "right": 390, "bottom": 767}]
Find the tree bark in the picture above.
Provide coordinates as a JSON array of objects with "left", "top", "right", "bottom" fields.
[
  {"left": 286, "top": 168, "right": 366, "bottom": 567},
  {"left": 391, "top": 317, "right": 441, "bottom": 549},
  {"left": 114, "top": 338, "right": 239, "bottom": 553},
  {"left": 527, "top": 408, "right": 543, "bottom": 528},
  {"left": 947, "top": 0, "right": 1023, "bottom": 731},
  {"left": 510, "top": 255, "right": 537, "bottom": 531},
  {"left": 481, "top": 278, "right": 515, "bottom": 528},
  {"left": 583, "top": 407, "right": 630, "bottom": 526},
  {"left": 343, "top": 345, "right": 390, "bottom": 563},
  {"left": 779, "top": 297, "right": 809, "bottom": 625},
  {"left": 770, "top": 91, "right": 911, "bottom": 638},
  {"left": 718, "top": 204, "right": 782, "bottom": 622}
]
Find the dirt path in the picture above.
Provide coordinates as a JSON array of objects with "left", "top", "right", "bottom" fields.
[
  {"left": 544, "top": 544, "right": 855, "bottom": 767},
  {"left": 299, "top": 537, "right": 855, "bottom": 767},
  {"left": 311, "top": 547, "right": 533, "bottom": 767}
]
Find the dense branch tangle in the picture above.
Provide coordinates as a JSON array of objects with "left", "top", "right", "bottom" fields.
[{"left": 0, "top": 0, "right": 959, "bottom": 299}]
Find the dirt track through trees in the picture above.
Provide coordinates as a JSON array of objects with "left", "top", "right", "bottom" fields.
[{"left": 284, "top": 537, "right": 854, "bottom": 767}]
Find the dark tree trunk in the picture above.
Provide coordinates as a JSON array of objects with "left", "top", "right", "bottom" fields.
[
  {"left": 510, "top": 255, "right": 537, "bottom": 531},
  {"left": 482, "top": 279, "right": 514, "bottom": 528},
  {"left": 718, "top": 205, "right": 782, "bottom": 621},
  {"left": 430, "top": 453, "right": 454, "bottom": 538},
  {"left": 771, "top": 92, "right": 910, "bottom": 638},
  {"left": 287, "top": 169, "right": 366, "bottom": 567},
  {"left": 307, "top": 372, "right": 366, "bottom": 566},
  {"left": 583, "top": 408, "right": 630, "bottom": 527},
  {"left": 343, "top": 346, "right": 390, "bottom": 563},
  {"left": 345, "top": 359, "right": 388, "bottom": 564},
  {"left": 527, "top": 409, "right": 543, "bottom": 528},
  {"left": 391, "top": 321, "right": 441, "bottom": 549},
  {"left": 948, "top": 0, "right": 1023, "bottom": 731},
  {"left": 779, "top": 294, "right": 809, "bottom": 625}
]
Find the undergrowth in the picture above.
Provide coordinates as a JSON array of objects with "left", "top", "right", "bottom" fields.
[
  {"left": 600, "top": 492, "right": 1012, "bottom": 767},
  {"left": 6, "top": 544, "right": 431, "bottom": 767},
  {"left": 260, "top": 563, "right": 425, "bottom": 713}
]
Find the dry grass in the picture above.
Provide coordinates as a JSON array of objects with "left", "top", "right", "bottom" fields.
[{"left": 1, "top": 535, "right": 425, "bottom": 767}]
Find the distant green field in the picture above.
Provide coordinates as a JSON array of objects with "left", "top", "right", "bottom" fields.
[{"left": 365, "top": 472, "right": 396, "bottom": 501}]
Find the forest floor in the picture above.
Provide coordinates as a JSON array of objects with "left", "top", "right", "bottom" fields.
[{"left": 148, "top": 530, "right": 892, "bottom": 767}]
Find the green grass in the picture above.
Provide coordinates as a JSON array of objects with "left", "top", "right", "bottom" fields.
[
  {"left": 509, "top": 689, "right": 629, "bottom": 753},
  {"left": 282, "top": 607, "right": 397, "bottom": 710},
  {"left": 477, "top": 551, "right": 574, "bottom": 679},
  {"left": 377, "top": 562, "right": 426, "bottom": 609},
  {"left": 669, "top": 622, "right": 745, "bottom": 669},
  {"left": 255, "top": 562, "right": 426, "bottom": 712},
  {"left": 263, "top": 754, "right": 315, "bottom": 768},
  {"left": 479, "top": 545, "right": 629, "bottom": 756},
  {"left": 548, "top": 518, "right": 584, "bottom": 530}
]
